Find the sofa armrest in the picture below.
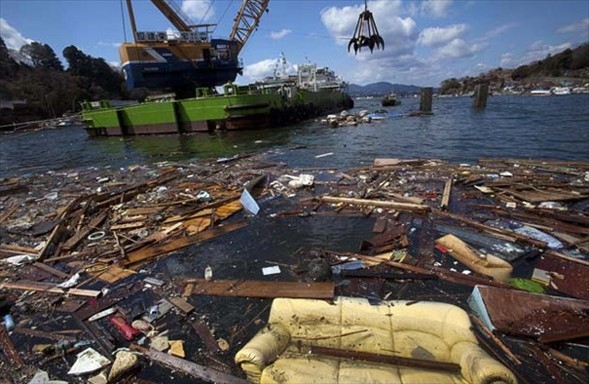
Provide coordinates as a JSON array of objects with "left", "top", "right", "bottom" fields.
[
  {"left": 451, "top": 341, "right": 517, "bottom": 384},
  {"left": 235, "top": 323, "right": 291, "bottom": 383}
]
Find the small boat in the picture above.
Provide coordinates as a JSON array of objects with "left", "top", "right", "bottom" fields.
[
  {"left": 366, "top": 109, "right": 405, "bottom": 121},
  {"left": 530, "top": 89, "right": 552, "bottom": 96},
  {"left": 381, "top": 93, "right": 401, "bottom": 106}
]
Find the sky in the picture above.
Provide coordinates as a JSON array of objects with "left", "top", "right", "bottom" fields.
[{"left": 1, "top": 0, "right": 588, "bottom": 87}]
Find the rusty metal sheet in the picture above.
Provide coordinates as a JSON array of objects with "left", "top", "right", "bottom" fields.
[
  {"left": 536, "top": 253, "right": 589, "bottom": 300},
  {"left": 469, "top": 285, "right": 589, "bottom": 342}
]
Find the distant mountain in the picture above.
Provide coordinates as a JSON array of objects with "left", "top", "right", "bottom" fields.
[{"left": 347, "top": 82, "right": 424, "bottom": 97}]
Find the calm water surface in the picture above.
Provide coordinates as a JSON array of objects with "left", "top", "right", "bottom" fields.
[{"left": 1, "top": 94, "right": 588, "bottom": 178}]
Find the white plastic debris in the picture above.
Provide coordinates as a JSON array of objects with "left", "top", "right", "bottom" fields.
[
  {"left": 315, "top": 152, "right": 334, "bottom": 159},
  {"left": 287, "top": 174, "right": 315, "bottom": 189},
  {"left": 67, "top": 348, "right": 111, "bottom": 376},
  {"left": 537, "top": 201, "right": 566, "bottom": 210},
  {"left": 240, "top": 189, "right": 260, "bottom": 215},
  {"left": 2, "top": 254, "right": 36, "bottom": 266},
  {"left": 43, "top": 192, "right": 58, "bottom": 201},
  {"left": 262, "top": 266, "right": 281, "bottom": 275},
  {"left": 58, "top": 272, "right": 81, "bottom": 288}
]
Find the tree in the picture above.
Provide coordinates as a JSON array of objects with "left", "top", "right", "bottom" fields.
[
  {"left": 0, "top": 36, "right": 19, "bottom": 78},
  {"left": 440, "top": 78, "right": 461, "bottom": 94},
  {"left": 63, "top": 45, "right": 91, "bottom": 76},
  {"left": 20, "top": 42, "right": 63, "bottom": 71}
]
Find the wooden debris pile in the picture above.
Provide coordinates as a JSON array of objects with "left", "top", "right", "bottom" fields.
[{"left": 0, "top": 155, "right": 588, "bottom": 384}]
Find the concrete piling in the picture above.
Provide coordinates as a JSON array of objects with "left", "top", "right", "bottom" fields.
[{"left": 473, "top": 83, "right": 489, "bottom": 108}]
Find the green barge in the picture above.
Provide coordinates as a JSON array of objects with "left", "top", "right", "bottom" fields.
[{"left": 81, "top": 64, "right": 354, "bottom": 137}]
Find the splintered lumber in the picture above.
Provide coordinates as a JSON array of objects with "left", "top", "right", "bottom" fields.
[
  {"left": 183, "top": 278, "right": 334, "bottom": 300},
  {"left": 0, "top": 204, "right": 18, "bottom": 224},
  {"left": 0, "top": 327, "right": 23, "bottom": 368},
  {"left": 0, "top": 281, "right": 102, "bottom": 298},
  {"left": 308, "top": 345, "right": 461, "bottom": 374},
  {"left": 469, "top": 314, "right": 521, "bottom": 365},
  {"left": 122, "top": 221, "right": 248, "bottom": 267},
  {"left": 169, "top": 296, "right": 195, "bottom": 315},
  {"left": 191, "top": 319, "right": 221, "bottom": 353},
  {"left": 321, "top": 196, "right": 430, "bottom": 213},
  {"left": 347, "top": 252, "right": 507, "bottom": 288},
  {"left": 440, "top": 179, "right": 453, "bottom": 210},
  {"left": 130, "top": 345, "right": 250, "bottom": 384},
  {"left": 33, "top": 262, "right": 69, "bottom": 279},
  {"left": 435, "top": 210, "right": 548, "bottom": 248}
]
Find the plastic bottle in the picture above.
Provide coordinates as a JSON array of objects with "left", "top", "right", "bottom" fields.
[
  {"left": 204, "top": 265, "right": 213, "bottom": 281},
  {"left": 3, "top": 314, "right": 15, "bottom": 332}
]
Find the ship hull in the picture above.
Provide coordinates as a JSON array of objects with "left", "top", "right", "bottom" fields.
[{"left": 82, "top": 87, "right": 353, "bottom": 136}]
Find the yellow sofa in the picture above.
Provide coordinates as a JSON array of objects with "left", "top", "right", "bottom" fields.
[{"left": 235, "top": 297, "right": 517, "bottom": 384}]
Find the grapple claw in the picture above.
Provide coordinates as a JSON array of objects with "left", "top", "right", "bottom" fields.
[{"left": 348, "top": 1, "right": 385, "bottom": 54}]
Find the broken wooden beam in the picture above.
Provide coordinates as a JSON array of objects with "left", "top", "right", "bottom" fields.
[
  {"left": 0, "top": 327, "right": 23, "bottom": 368},
  {"left": 440, "top": 178, "right": 453, "bottom": 210},
  {"left": 130, "top": 345, "right": 250, "bottom": 384},
  {"left": 182, "top": 278, "right": 334, "bottom": 300},
  {"left": 307, "top": 345, "right": 461, "bottom": 374},
  {"left": 62, "top": 209, "right": 108, "bottom": 251},
  {"left": 121, "top": 221, "right": 248, "bottom": 268},
  {"left": 0, "top": 281, "right": 102, "bottom": 298},
  {"left": 321, "top": 196, "right": 431, "bottom": 213}
]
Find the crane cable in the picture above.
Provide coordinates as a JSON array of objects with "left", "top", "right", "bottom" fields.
[
  {"left": 120, "top": 0, "right": 128, "bottom": 43},
  {"left": 198, "top": 0, "right": 215, "bottom": 25}
]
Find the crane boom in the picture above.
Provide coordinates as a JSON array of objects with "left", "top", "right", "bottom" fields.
[
  {"left": 151, "top": 0, "right": 193, "bottom": 32},
  {"left": 230, "top": 0, "right": 269, "bottom": 53}
]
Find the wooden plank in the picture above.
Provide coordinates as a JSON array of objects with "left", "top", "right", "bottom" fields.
[
  {"left": 122, "top": 221, "right": 248, "bottom": 267},
  {"left": 321, "top": 196, "right": 430, "bottom": 213},
  {"left": 62, "top": 209, "right": 108, "bottom": 251},
  {"left": 163, "top": 208, "right": 214, "bottom": 224},
  {"left": 308, "top": 345, "right": 461, "bottom": 373},
  {"left": 440, "top": 178, "right": 452, "bottom": 210},
  {"left": 110, "top": 222, "right": 146, "bottom": 230},
  {"left": 125, "top": 207, "right": 164, "bottom": 216},
  {"left": 0, "top": 204, "right": 18, "bottom": 223},
  {"left": 493, "top": 186, "right": 585, "bottom": 203},
  {"left": 0, "top": 327, "right": 23, "bottom": 368},
  {"left": 183, "top": 278, "right": 334, "bottom": 300},
  {"left": 169, "top": 296, "right": 195, "bottom": 314},
  {"left": 0, "top": 281, "right": 102, "bottom": 298},
  {"left": 191, "top": 319, "right": 221, "bottom": 353},
  {"left": 33, "top": 262, "right": 69, "bottom": 279},
  {"left": 130, "top": 345, "right": 250, "bottom": 384}
]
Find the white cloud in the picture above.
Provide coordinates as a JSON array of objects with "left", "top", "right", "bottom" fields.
[
  {"left": 482, "top": 23, "right": 517, "bottom": 40},
  {"left": 0, "top": 18, "right": 34, "bottom": 50},
  {"left": 436, "top": 38, "right": 485, "bottom": 59},
  {"left": 181, "top": 0, "right": 215, "bottom": 23},
  {"left": 421, "top": 0, "right": 453, "bottom": 18},
  {"left": 243, "top": 57, "right": 296, "bottom": 81},
  {"left": 270, "top": 29, "right": 292, "bottom": 40},
  {"left": 321, "top": 0, "right": 416, "bottom": 52},
  {"left": 417, "top": 24, "right": 468, "bottom": 46},
  {"left": 557, "top": 18, "right": 589, "bottom": 33},
  {"left": 500, "top": 52, "right": 514, "bottom": 67}
]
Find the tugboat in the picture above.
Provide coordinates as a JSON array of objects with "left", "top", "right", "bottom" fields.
[{"left": 381, "top": 93, "right": 401, "bottom": 106}]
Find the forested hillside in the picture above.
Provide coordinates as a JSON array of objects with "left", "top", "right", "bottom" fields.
[
  {"left": 0, "top": 37, "right": 125, "bottom": 126},
  {"left": 438, "top": 43, "right": 589, "bottom": 95}
]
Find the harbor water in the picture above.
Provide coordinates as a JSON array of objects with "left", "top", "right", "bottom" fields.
[{"left": 1, "top": 94, "right": 588, "bottom": 179}]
